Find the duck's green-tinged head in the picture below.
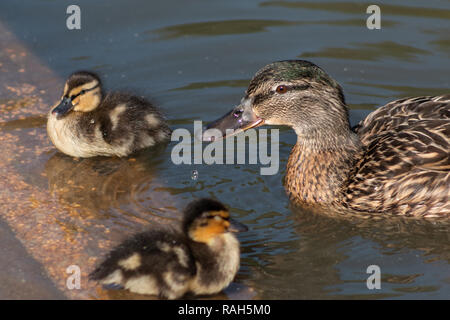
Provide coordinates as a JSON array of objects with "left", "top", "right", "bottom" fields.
[
  {"left": 203, "top": 60, "right": 350, "bottom": 141},
  {"left": 51, "top": 71, "right": 103, "bottom": 119}
]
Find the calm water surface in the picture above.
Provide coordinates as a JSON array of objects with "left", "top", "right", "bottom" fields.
[{"left": 0, "top": 0, "right": 449, "bottom": 299}]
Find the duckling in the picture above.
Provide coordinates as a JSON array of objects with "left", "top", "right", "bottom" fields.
[
  {"left": 204, "top": 60, "right": 450, "bottom": 218},
  {"left": 47, "top": 71, "right": 171, "bottom": 157},
  {"left": 89, "top": 198, "right": 247, "bottom": 299}
]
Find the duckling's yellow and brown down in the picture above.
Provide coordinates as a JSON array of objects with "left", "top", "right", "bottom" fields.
[
  {"left": 89, "top": 198, "right": 247, "bottom": 299},
  {"left": 47, "top": 71, "right": 171, "bottom": 157},
  {"left": 204, "top": 60, "right": 449, "bottom": 218}
]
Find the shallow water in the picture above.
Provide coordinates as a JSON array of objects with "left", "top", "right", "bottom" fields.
[{"left": 0, "top": 0, "right": 449, "bottom": 299}]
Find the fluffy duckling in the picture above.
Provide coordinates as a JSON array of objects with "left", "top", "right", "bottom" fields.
[
  {"left": 204, "top": 60, "right": 450, "bottom": 217},
  {"left": 47, "top": 71, "right": 171, "bottom": 157},
  {"left": 89, "top": 199, "right": 247, "bottom": 299}
]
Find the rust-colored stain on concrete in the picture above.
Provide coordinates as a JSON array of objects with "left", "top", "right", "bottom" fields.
[{"left": 0, "top": 22, "right": 207, "bottom": 300}]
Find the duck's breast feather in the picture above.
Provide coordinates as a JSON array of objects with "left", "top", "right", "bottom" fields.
[
  {"left": 354, "top": 95, "right": 450, "bottom": 145},
  {"left": 345, "top": 96, "right": 449, "bottom": 216}
]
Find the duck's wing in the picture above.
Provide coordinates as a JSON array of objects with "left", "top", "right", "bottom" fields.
[
  {"left": 353, "top": 95, "right": 450, "bottom": 144},
  {"left": 344, "top": 95, "right": 450, "bottom": 217}
]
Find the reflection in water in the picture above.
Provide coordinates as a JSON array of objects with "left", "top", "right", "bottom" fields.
[
  {"left": 300, "top": 41, "right": 430, "bottom": 62},
  {"left": 44, "top": 149, "right": 257, "bottom": 299},
  {"left": 347, "top": 82, "right": 450, "bottom": 99},
  {"left": 0, "top": 115, "right": 46, "bottom": 131},
  {"left": 260, "top": 1, "right": 450, "bottom": 20},
  {"left": 430, "top": 38, "right": 450, "bottom": 56},
  {"left": 172, "top": 79, "right": 250, "bottom": 91}
]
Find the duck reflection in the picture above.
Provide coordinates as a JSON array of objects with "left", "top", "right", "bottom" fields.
[{"left": 243, "top": 205, "right": 450, "bottom": 299}]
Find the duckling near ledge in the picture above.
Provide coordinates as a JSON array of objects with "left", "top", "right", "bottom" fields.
[
  {"left": 89, "top": 199, "right": 247, "bottom": 299},
  {"left": 204, "top": 60, "right": 449, "bottom": 217},
  {"left": 47, "top": 71, "right": 171, "bottom": 157}
]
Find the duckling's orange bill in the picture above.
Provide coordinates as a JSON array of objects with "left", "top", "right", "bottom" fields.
[
  {"left": 191, "top": 217, "right": 247, "bottom": 243},
  {"left": 52, "top": 83, "right": 100, "bottom": 119},
  {"left": 203, "top": 102, "right": 264, "bottom": 142}
]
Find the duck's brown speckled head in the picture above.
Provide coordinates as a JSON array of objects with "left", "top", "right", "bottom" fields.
[
  {"left": 204, "top": 60, "right": 351, "bottom": 142},
  {"left": 51, "top": 71, "right": 103, "bottom": 119}
]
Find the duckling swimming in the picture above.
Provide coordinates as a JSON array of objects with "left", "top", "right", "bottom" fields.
[
  {"left": 89, "top": 198, "right": 247, "bottom": 299},
  {"left": 204, "top": 60, "right": 449, "bottom": 217},
  {"left": 47, "top": 71, "right": 171, "bottom": 157}
]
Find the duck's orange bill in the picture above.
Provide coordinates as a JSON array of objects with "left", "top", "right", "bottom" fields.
[{"left": 202, "top": 104, "right": 265, "bottom": 142}]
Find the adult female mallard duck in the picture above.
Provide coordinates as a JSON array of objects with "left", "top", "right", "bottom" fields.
[
  {"left": 203, "top": 60, "right": 449, "bottom": 218},
  {"left": 47, "top": 71, "right": 171, "bottom": 157},
  {"left": 90, "top": 198, "right": 247, "bottom": 299}
]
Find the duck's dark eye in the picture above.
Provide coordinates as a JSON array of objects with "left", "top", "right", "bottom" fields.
[
  {"left": 276, "top": 85, "right": 288, "bottom": 94},
  {"left": 80, "top": 90, "right": 86, "bottom": 95},
  {"left": 233, "top": 109, "right": 243, "bottom": 118}
]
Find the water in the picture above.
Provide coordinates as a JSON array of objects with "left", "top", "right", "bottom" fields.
[{"left": 0, "top": 0, "right": 449, "bottom": 299}]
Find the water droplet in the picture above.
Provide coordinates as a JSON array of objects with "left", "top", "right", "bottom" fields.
[
  {"left": 191, "top": 170, "right": 198, "bottom": 180},
  {"left": 90, "top": 119, "right": 95, "bottom": 124}
]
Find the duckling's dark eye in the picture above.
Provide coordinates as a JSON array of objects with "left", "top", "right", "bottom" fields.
[
  {"left": 80, "top": 90, "right": 86, "bottom": 95},
  {"left": 276, "top": 85, "right": 288, "bottom": 94}
]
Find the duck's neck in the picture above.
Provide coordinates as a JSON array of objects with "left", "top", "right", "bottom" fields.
[{"left": 285, "top": 129, "right": 362, "bottom": 206}]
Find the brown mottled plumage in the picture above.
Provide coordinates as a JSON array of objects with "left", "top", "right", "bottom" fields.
[
  {"left": 343, "top": 95, "right": 450, "bottom": 217},
  {"left": 204, "top": 60, "right": 449, "bottom": 218}
]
